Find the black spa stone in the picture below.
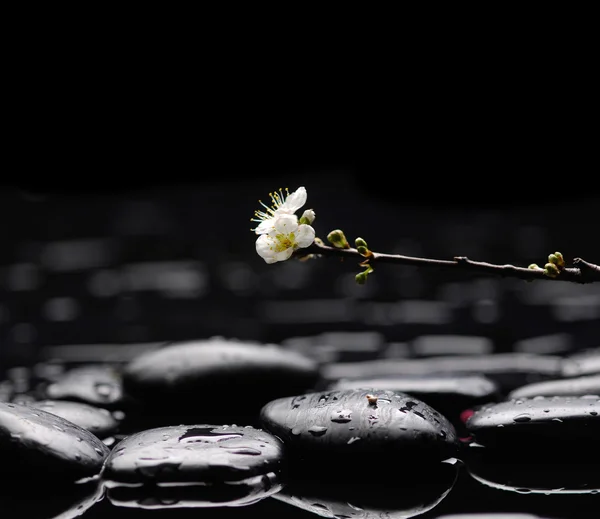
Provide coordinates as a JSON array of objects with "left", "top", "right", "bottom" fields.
[
  {"left": 44, "top": 364, "right": 124, "bottom": 409},
  {"left": 25, "top": 399, "right": 121, "bottom": 439},
  {"left": 102, "top": 424, "right": 285, "bottom": 508},
  {"left": 0, "top": 401, "right": 110, "bottom": 482},
  {"left": 260, "top": 389, "right": 460, "bottom": 465},
  {"left": 122, "top": 339, "right": 321, "bottom": 425},
  {"left": 465, "top": 395, "right": 600, "bottom": 449},
  {"left": 508, "top": 374, "right": 600, "bottom": 400},
  {"left": 328, "top": 374, "right": 501, "bottom": 429},
  {"left": 323, "top": 353, "right": 563, "bottom": 395},
  {"left": 561, "top": 347, "right": 600, "bottom": 377}
]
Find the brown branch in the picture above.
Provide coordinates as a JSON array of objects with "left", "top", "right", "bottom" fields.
[{"left": 298, "top": 241, "right": 600, "bottom": 284}]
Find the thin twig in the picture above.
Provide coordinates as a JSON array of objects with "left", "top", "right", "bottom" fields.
[{"left": 298, "top": 241, "right": 600, "bottom": 284}]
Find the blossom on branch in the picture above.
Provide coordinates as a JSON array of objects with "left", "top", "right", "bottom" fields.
[{"left": 251, "top": 186, "right": 308, "bottom": 235}]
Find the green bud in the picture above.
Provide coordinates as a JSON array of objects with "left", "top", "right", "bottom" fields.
[
  {"left": 528, "top": 263, "right": 540, "bottom": 270},
  {"left": 299, "top": 209, "right": 316, "bottom": 225},
  {"left": 548, "top": 254, "right": 559, "bottom": 266},
  {"left": 544, "top": 262, "right": 560, "bottom": 278},
  {"left": 355, "top": 271, "right": 368, "bottom": 284},
  {"left": 357, "top": 245, "right": 369, "bottom": 256},
  {"left": 554, "top": 251, "right": 565, "bottom": 268},
  {"left": 355, "top": 237, "right": 368, "bottom": 249},
  {"left": 327, "top": 229, "right": 350, "bottom": 249}
]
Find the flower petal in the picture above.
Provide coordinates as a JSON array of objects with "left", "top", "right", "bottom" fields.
[
  {"left": 280, "top": 186, "right": 307, "bottom": 213},
  {"left": 274, "top": 214, "right": 299, "bottom": 234},
  {"left": 256, "top": 234, "right": 277, "bottom": 259},
  {"left": 275, "top": 248, "right": 294, "bottom": 262},
  {"left": 295, "top": 224, "right": 316, "bottom": 248},
  {"left": 254, "top": 220, "right": 275, "bottom": 235}
]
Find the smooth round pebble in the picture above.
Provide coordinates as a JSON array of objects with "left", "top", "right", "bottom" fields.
[
  {"left": 323, "top": 353, "right": 563, "bottom": 394},
  {"left": 102, "top": 424, "right": 285, "bottom": 508},
  {"left": 509, "top": 374, "right": 600, "bottom": 400},
  {"left": 561, "top": 347, "right": 600, "bottom": 377},
  {"left": 25, "top": 400, "right": 121, "bottom": 439},
  {"left": 122, "top": 338, "right": 321, "bottom": 425},
  {"left": 44, "top": 364, "right": 124, "bottom": 409},
  {"left": 466, "top": 396, "right": 600, "bottom": 448},
  {"left": 0, "top": 401, "right": 110, "bottom": 482},
  {"left": 328, "top": 374, "right": 500, "bottom": 430},
  {"left": 260, "top": 389, "right": 460, "bottom": 465}
]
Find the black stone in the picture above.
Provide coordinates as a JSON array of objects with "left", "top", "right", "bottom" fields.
[
  {"left": 0, "top": 401, "right": 110, "bottom": 483},
  {"left": 122, "top": 339, "right": 321, "bottom": 427},
  {"left": 44, "top": 364, "right": 124, "bottom": 409},
  {"left": 25, "top": 400, "right": 121, "bottom": 439},
  {"left": 328, "top": 374, "right": 501, "bottom": 433},
  {"left": 466, "top": 396, "right": 600, "bottom": 450},
  {"left": 260, "top": 389, "right": 461, "bottom": 467},
  {"left": 323, "top": 353, "right": 563, "bottom": 395},
  {"left": 273, "top": 459, "right": 460, "bottom": 519},
  {"left": 562, "top": 347, "right": 600, "bottom": 377},
  {"left": 102, "top": 424, "right": 285, "bottom": 508},
  {"left": 509, "top": 374, "right": 600, "bottom": 400}
]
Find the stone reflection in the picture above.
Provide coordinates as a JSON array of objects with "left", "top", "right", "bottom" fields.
[
  {"left": 466, "top": 447, "right": 600, "bottom": 495},
  {"left": 0, "top": 478, "right": 104, "bottom": 519},
  {"left": 272, "top": 458, "right": 460, "bottom": 518}
]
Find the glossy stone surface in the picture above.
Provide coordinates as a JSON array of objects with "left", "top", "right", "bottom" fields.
[
  {"left": 323, "top": 354, "right": 563, "bottom": 394},
  {"left": 102, "top": 424, "right": 285, "bottom": 508},
  {"left": 25, "top": 399, "right": 121, "bottom": 439},
  {"left": 509, "top": 374, "right": 600, "bottom": 400},
  {"left": 466, "top": 396, "right": 600, "bottom": 448},
  {"left": 44, "top": 364, "right": 124, "bottom": 409},
  {"left": 0, "top": 401, "right": 110, "bottom": 482},
  {"left": 328, "top": 374, "right": 501, "bottom": 430},
  {"left": 122, "top": 339, "right": 321, "bottom": 425},
  {"left": 260, "top": 389, "right": 460, "bottom": 464}
]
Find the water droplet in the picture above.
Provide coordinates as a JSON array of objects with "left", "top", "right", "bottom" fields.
[
  {"left": 413, "top": 411, "right": 426, "bottom": 420},
  {"left": 112, "top": 410, "right": 126, "bottom": 421},
  {"left": 179, "top": 427, "right": 242, "bottom": 443},
  {"left": 10, "top": 433, "right": 22, "bottom": 440},
  {"left": 513, "top": 413, "right": 532, "bottom": 423},
  {"left": 75, "top": 454, "right": 81, "bottom": 461},
  {"left": 95, "top": 383, "right": 115, "bottom": 398},
  {"left": 514, "top": 399, "right": 524, "bottom": 405},
  {"left": 291, "top": 427, "right": 302, "bottom": 436},
  {"left": 497, "top": 424, "right": 505, "bottom": 428},
  {"left": 347, "top": 436, "right": 361, "bottom": 444},
  {"left": 94, "top": 447, "right": 104, "bottom": 455},
  {"left": 543, "top": 409, "right": 550, "bottom": 413},
  {"left": 515, "top": 488, "right": 531, "bottom": 494},
  {"left": 308, "top": 425, "right": 327, "bottom": 436},
  {"left": 330, "top": 409, "right": 353, "bottom": 423},
  {"left": 590, "top": 411, "right": 598, "bottom": 416},
  {"left": 53, "top": 425, "right": 65, "bottom": 432},
  {"left": 76, "top": 437, "right": 83, "bottom": 442},
  {"left": 439, "top": 430, "right": 447, "bottom": 438},
  {"left": 552, "top": 418, "right": 563, "bottom": 423}
]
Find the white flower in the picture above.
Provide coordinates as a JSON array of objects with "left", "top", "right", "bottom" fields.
[
  {"left": 255, "top": 213, "right": 315, "bottom": 264},
  {"left": 251, "top": 186, "right": 307, "bottom": 235}
]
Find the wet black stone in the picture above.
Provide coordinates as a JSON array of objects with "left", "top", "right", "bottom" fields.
[
  {"left": 509, "top": 374, "right": 600, "bottom": 400},
  {"left": 0, "top": 401, "right": 110, "bottom": 483},
  {"left": 328, "top": 374, "right": 501, "bottom": 433},
  {"left": 102, "top": 424, "right": 285, "bottom": 508},
  {"left": 260, "top": 389, "right": 461, "bottom": 467},
  {"left": 561, "top": 347, "right": 600, "bottom": 377},
  {"left": 465, "top": 396, "right": 600, "bottom": 450},
  {"left": 24, "top": 399, "right": 121, "bottom": 439},
  {"left": 323, "top": 353, "right": 563, "bottom": 395},
  {"left": 43, "top": 364, "right": 124, "bottom": 409},
  {"left": 122, "top": 339, "right": 321, "bottom": 427},
  {"left": 466, "top": 447, "right": 600, "bottom": 495},
  {"left": 273, "top": 459, "right": 460, "bottom": 519}
]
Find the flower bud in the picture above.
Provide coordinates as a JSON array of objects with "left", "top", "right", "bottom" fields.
[
  {"left": 544, "top": 262, "right": 560, "bottom": 278},
  {"left": 553, "top": 251, "right": 565, "bottom": 268},
  {"left": 355, "top": 271, "right": 368, "bottom": 284},
  {"left": 299, "top": 209, "right": 316, "bottom": 225},
  {"left": 327, "top": 229, "right": 350, "bottom": 249},
  {"left": 528, "top": 263, "right": 540, "bottom": 270},
  {"left": 357, "top": 245, "right": 369, "bottom": 256},
  {"left": 355, "top": 237, "right": 368, "bottom": 249}
]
